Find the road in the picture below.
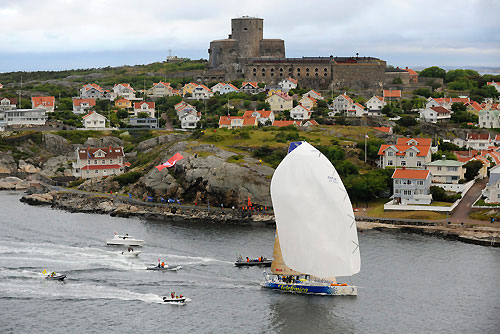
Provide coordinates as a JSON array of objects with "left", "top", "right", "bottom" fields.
[{"left": 448, "top": 178, "right": 488, "bottom": 224}]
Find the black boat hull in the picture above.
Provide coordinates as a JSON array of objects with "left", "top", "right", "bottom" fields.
[{"left": 234, "top": 261, "right": 272, "bottom": 267}]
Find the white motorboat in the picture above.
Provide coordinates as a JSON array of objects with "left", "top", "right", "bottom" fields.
[
  {"left": 119, "top": 250, "right": 141, "bottom": 257},
  {"left": 106, "top": 233, "right": 144, "bottom": 247}
]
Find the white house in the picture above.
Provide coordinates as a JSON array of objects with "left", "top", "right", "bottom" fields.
[
  {"left": 303, "top": 89, "right": 323, "bottom": 100},
  {"left": 243, "top": 110, "right": 275, "bottom": 125},
  {"left": 80, "top": 83, "right": 110, "bottom": 100},
  {"left": 211, "top": 83, "right": 239, "bottom": 95},
  {"left": 298, "top": 96, "right": 316, "bottom": 110},
  {"left": 479, "top": 108, "right": 500, "bottom": 128},
  {"left": 366, "top": 96, "right": 386, "bottom": 111},
  {"left": 31, "top": 96, "right": 55, "bottom": 113},
  {"left": 331, "top": 93, "right": 354, "bottom": 115},
  {"left": 0, "top": 97, "right": 17, "bottom": 111},
  {"left": 278, "top": 78, "right": 298, "bottom": 91},
  {"left": 180, "top": 113, "right": 200, "bottom": 129},
  {"left": 219, "top": 115, "right": 257, "bottom": 129},
  {"left": 192, "top": 84, "right": 213, "bottom": 100},
  {"left": 72, "top": 98, "right": 96, "bottom": 114},
  {"left": 419, "top": 106, "right": 451, "bottom": 123},
  {"left": 347, "top": 103, "right": 366, "bottom": 117},
  {"left": 133, "top": 101, "right": 155, "bottom": 118},
  {"left": 2, "top": 108, "right": 46, "bottom": 127},
  {"left": 82, "top": 111, "right": 108, "bottom": 129},
  {"left": 378, "top": 138, "right": 433, "bottom": 169},
  {"left": 113, "top": 83, "right": 136, "bottom": 100},
  {"left": 465, "top": 133, "right": 491, "bottom": 150},
  {"left": 425, "top": 97, "right": 470, "bottom": 109},
  {"left": 392, "top": 168, "right": 433, "bottom": 205},
  {"left": 482, "top": 165, "right": 500, "bottom": 203},
  {"left": 425, "top": 157, "right": 466, "bottom": 184},
  {"left": 72, "top": 146, "right": 128, "bottom": 179},
  {"left": 290, "top": 105, "right": 311, "bottom": 120}
]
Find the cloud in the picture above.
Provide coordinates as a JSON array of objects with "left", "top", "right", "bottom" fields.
[{"left": 0, "top": 0, "right": 499, "bottom": 67}]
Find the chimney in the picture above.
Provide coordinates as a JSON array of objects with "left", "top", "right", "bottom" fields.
[
  {"left": 402, "top": 166, "right": 406, "bottom": 170},
  {"left": 442, "top": 155, "right": 446, "bottom": 160}
]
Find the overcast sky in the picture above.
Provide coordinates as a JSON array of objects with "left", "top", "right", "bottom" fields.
[{"left": 1, "top": 0, "right": 499, "bottom": 72}]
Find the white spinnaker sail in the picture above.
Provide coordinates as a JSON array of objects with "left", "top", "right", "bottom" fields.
[{"left": 270, "top": 141, "right": 360, "bottom": 278}]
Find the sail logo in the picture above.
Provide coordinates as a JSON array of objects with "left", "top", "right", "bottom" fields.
[{"left": 327, "top": 176, "right": 338, "bottom": 184}]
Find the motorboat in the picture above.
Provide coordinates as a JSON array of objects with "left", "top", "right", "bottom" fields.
[
  {"left": 163, "top": 293, "right": 187, "bottom": 304},
  {"left": 146, "top": 264, "right": 181, "bottom": 271},
  {"left": 120, "top": 250, "right": 141, "bottom": 257},
  {"left": 234, "top": 256, "right": 272, "bottom": 267},
  {"left": 106, "top": 233, "right": 144, "bottom": 247}
]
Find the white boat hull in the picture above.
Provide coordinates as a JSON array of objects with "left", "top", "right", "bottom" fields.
[{"left": 106, "top": 239, "right": 144, "bottom": 247}]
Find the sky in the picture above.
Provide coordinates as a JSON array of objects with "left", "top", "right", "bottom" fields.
[{"left": 0, "top": 0, "right": 499, "bottom": 72}]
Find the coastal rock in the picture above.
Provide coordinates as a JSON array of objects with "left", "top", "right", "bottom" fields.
[
  {"left": 98, "top": 201, "right": 115, "bottom": 213},
  {"left": 77, "top": 176, "right": 120, "bottom": 193},
  {"left": 40, "top": 155, "right": 71, "bottom": 177},
  {"left": 42, "top": 133, "right": 73, "bottom": 155},
  {"left": 18, "top": 160, "right": 41, "bottom": 174},
  {"left": 84, "top": 136, "right": 123, "bottom": 148},
  {"left": 136, "top": 133, "right": 190, "bottom": 152},
  {"left": 20, "top": 192, "right": 55, "bottom": 205},
  {"left": 0, "top": 153, "right": 16, "bottom": 174},
  {"left": 0, "top": 176, "right": 25, "bottom": 190}
]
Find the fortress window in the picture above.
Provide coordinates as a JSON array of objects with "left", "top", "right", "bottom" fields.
[
  {"left": 279, "top": 68, "right": 283, "bottom": 72},
  {"left": 315, "top": 68, "right": 319, "bottom": 72},
  {"left": 244, "top": 28, "right": 248, "bottom": 31},
  {"left": 253, "top": 68, "right": 257, "bottom": 72},
  {"left": 306, "top": 68, "right": 310, "bottom": 72}
]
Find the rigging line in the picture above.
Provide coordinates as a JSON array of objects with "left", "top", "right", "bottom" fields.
[{"left": 351, "top": 241, "right": 359, "bottom": 254}]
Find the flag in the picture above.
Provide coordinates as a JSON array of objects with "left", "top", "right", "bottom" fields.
[{"left": 155, "top": 153, "right": 184, "bottom": 171}]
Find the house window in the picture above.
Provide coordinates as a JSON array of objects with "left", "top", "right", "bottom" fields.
[
  {"left": 102, "top": 160, "right": 105, "bottom": 164},
  {"left": 388, "top": 160, "right": 393, "bottom": 166},
  {"left": 395, "top": 189, "right": 400, "bottom": 194},
  {"left": 95, "top": 170, "right": 98, "bottom": 173},
  {"left": 94, "top": 160, "right": 98, "bottom": 164},
  {"left": 401, "top": 161, "right": 406, "bottom": 166},
  {"left": 498, "top": 193, "right": 500, "bottom": 199},
  {"left": 417, "top": 180, "right": 424, "bottom": 185},
  {"left": 395, "top": 180, "right": 400, "bottom": 184},
  {"left": 417, "top": 161, "right": 422, "bottom": 167},
  {"left": 403, "top": 190, "right": 412, "bottom": 195},
  {"left": 409, "top": 152, "right": 414, "bottom": 157},
  {"left": 388, "top": 152, "right": 393, "bottom": 156},
  {"left": 437, "top": 166, "right": 442, "bottom": 171}
]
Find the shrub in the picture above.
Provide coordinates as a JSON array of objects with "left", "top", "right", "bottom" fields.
[
  {"left": 430, "top": 186, "right": 461, "bottom": 203},
  {"left": 114, "top": 171, "right": 143, "bottom": 187}
]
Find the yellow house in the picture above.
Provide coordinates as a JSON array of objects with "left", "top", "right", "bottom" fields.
[
  {"left": 265, "top": 92, "right": 293, "bottom": 112},
  {"left": 114, "top": 98, "right": 131, "bottom": 109},
  {"left": 182, "top": 82, "right": 199, "bottom": 97},
  {"left": 267, "top": 88, "right": 283, "bottom": 96}
]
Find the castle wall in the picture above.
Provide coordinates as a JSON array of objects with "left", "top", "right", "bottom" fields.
[
  {"left": 231, "top": 17, "right": 263, "bottom": 59},
  {"left": 259, "top": 39, "right": 285, "bottom": 58},
  {"left": 333, "top": 60, "right": 386, "bottom": 90}
]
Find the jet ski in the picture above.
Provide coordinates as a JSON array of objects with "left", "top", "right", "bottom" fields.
[{"left": 45, "top": 272, "right": 66, "bottom": 281}]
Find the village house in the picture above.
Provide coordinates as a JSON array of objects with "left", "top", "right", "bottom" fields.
[
  {"left": 266, "top": 92, "right": 293, "bottom": 112},
  {"left": 239, "top": 82, "right": 261, "bottom": 94},
  {"left": 2, "top": 109, "right": 47, "bottom": 127},
  {"left": 133, "top": 101, "right": 155, "bottom": 117},
  {"left": 82, "top": 111, "right": 108, "bottom": 129},
  {"left": 454, "top": 150, "right": 489, "bottom": 179},
  {"left": 303, "top": 89, "right": 323, "bottom": 100},
  {"left": 72, "top": 146, "right": 128, "bottom": 179},
  {"left": 114, "top": 98, "right": 132, "bottom": 109},
  {"left": 192, "top": 84, "right": 213, "bottom": 100},
  {"left": 32, "top": 96, "right": 55, "bottom": 113},
  {"left": 419, "top": 106, "right": 451, "bottom": 123},
  {"left": 272, "top": 120, "right": 300, "bottom": 127},
  {"left": 113, "top": 83, "right": 136, "bottom": 100},
  {"left": 478, "top": 108, "right": 500, "bottom": 128},
  {"left": 347, "top": 102, "right": 366, "bottom": 117},
  {"left": 392, "top": 168, "right": 433, "bottom": 205},
  {"left": 487, "top": 81, "right": 500, "bottom": 93},
  {"left": 425, "top": 97, "right": 470, "bottom": 109},
  {"left": 425, "top": 157, "right": 466, "bottom": 184},
  {"left": 211, "top": 82, "right": 238, "bottom": 95},
  {"left": 243, "top": 110, "right": 275, "bottom": 125},
  {"left": 366, "top": 96, "right": 386, "bottom": 112},
  {"left": 180, "top": 112, "right": 201, "bottom": 129},
  {"left": 72, "top": 98, "right": 96, "bottom": 114},
  {"left": 147, "top": 82, "right": 179, "bottom": 97},
  {"left": 465, "top": 133, "right": 491, "bottom": 150},
  {"left": 383, "top": 89, "right": 401, "bottom": 101},
  {"left": 298, "top": 96, "right": 316, "bottom": 110},
  {"left": 265, "top": 85, "right": 283, "bottom": 96},
  {"left": 218, "top": 115, "right": 257, "bottom": 129},
  {"left": 278, "top": 77, "right": 298, "bottom": 91},
  {"left": 482, "top": 165, "right": 500, "bottom": 203},
  {"left": 0, "top": 97, "right": 17, "bottom": 111},
  {"left": 466, "top": 101, "right": 483, "bottom": 114},
  {"left": 404, "top": 67, "right": 419, "bottom": 84},
  {"left": 331, "top": 93, "right": 355, "bottom": 115},
  {"left": 290, "top": 104, "right": 312, "bottom": 120},
  {"left": 181, "top": 82, "right": 200, "bottom": 97},
  {"left": 129, "top": 117, "right": 158, "bottom": 129},
  {"left": 300, "top": 119, "right": 319, "bottom": 127},
  {"left": 373, "top": 126, "right": 393, "bottom": 134},
  {"left": 80, "top": 83, "right": 111, "bottom": 100},
  {"left": 378, "top": 138, "right": 433, "bottom": 169}
]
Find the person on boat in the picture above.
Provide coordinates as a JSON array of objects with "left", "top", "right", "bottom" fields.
[
  {"left": 171, "top": 292, "right": 175, "bottom": 299},
  {"left": 246, "top": 257, "right": 249, "bottom": 262},
  {"left": 179, "top": 294, "right": 183, "bottom": 299},
  {"left": 50, "top": 272, "right": 56, "bottom": 277},
  {"left": 161, "top": 262, "right": 165, "bottom": 268}
]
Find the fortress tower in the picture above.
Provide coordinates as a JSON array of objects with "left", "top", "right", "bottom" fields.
[{"left": 208, "top": 17, "right": 285, "bottom": 70}]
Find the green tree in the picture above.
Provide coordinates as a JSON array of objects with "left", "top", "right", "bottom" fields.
[
  {"left": 419, "top": 66, "right": 446, "bottom": 79},
  {"left": 397, "top": 115, "right": 417, "bottom": 127},
  {"left": 413, "top": 88, "right": 432, "bottom": 98},
  {"left": 464, "top": 160, "right": 483, "bottom": 181}
]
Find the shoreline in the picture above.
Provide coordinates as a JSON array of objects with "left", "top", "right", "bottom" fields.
[{"left": 18, "top": 191, "right": 500, "bottom": 248}]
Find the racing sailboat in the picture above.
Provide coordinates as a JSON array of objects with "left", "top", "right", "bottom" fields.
[{"left": 261, "top": 141, "right": 360, "bottom": 295}]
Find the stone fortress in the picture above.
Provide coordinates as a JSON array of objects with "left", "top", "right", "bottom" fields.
[{"left": 202, "top": 16, "right": 387, "bottom": 91}]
